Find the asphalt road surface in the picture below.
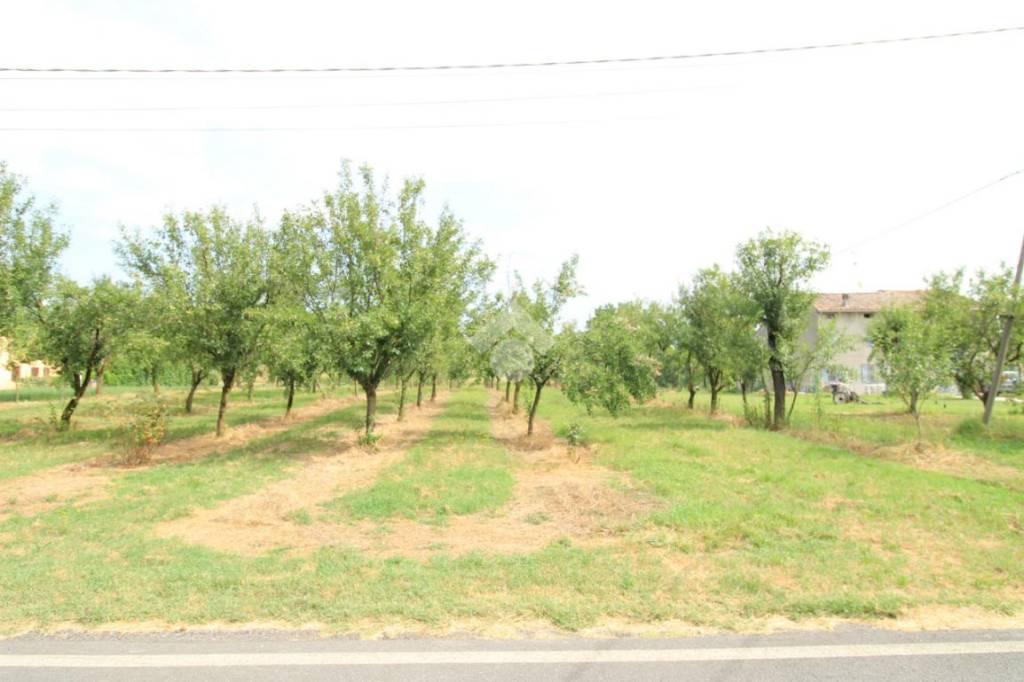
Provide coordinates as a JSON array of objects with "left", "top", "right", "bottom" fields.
[{"left": 2, "top": 626, "right": 1023, "bottom": 681}]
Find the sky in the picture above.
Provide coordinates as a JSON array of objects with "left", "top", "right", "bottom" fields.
[{"left": 1, "top": 0, "right": 1023, "bottom": 323}]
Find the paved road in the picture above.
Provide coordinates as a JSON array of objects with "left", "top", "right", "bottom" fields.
[{"left": 2, "top": 626, "right": 1023, "bottom": 681}]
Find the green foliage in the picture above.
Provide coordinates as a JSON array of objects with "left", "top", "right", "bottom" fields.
[
  {"left": 120, "top": 396, "right": 168, "bottom": 466},
  {"left": 118, "top": 207, "right": 271, "bottom": 434},
  {"left": 562, "top": 303, "right": 658, "bottom": 416},
  {"left": 565, "top": 422, "right": 585, "bottom": 448},
  {"left": 735, "top": 228, "right": 830, "bottom": 427},
  {"left": 869, "top": 306, "right": 952, "bottom": 428},
  {"left": 677, "top": 267, "right": 759, "bottom": 413},
  {"left": 293, "top": 163, "right": 492, "bottom": 433},
  {"left": 31, "top": 277, "right": 137, "bottom": 425},
  {"left": 924, "top": 268, "right": 1023, "bottom": 404},
  {"left": 0, "top": 163, "right": 68, "bottom": 338}
]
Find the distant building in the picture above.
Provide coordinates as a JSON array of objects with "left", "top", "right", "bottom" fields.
[
  {"left": 804, "top": 290, "right": 924, "bottom": 395},
  {"left": 0, "top": 338, "right": 54, "bottom": 390}
]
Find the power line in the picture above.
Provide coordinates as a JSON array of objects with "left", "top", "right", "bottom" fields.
[
  {"left": 0, "top": 112, "right": 688, "bottom": 132},
  {"left": 0, "top": 84, "right": 723, "bottom": 113},
  {"left": 2, "top": 25, "right": 1021, "bottom": 75},
  {"left": 840, "top": 166, "right": 1024, "bottom": 254}
]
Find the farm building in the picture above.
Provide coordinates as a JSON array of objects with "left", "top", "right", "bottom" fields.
[
  {"left": 805, "top": 290, "right": 924, "bottom": 395},
  {"left": 0, "top": 337, "right": 54, "bottom": 390}
]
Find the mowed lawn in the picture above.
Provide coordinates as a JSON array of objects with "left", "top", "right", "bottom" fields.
[{"left": 0, "top": 383, "right": 1021, "bottom": 634}]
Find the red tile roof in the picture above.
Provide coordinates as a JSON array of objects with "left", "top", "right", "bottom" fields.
[{"left": 814, "top": 290, "right": 924, "bottom": 313}]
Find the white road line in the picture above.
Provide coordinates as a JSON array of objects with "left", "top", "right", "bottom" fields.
[{"left": 3, "top": 641, "right": 1024, "bottom": 668}]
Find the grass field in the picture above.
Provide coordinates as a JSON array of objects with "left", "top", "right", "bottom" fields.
[{"left": 0, "top": 382, "right": 1021, "bottom": 635}]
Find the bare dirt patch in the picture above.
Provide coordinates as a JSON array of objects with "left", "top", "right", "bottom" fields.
[
  {"left": 155, "top": 395, "right": 449, "bottom": 555},
  {"left": 155, "top": 393, "right": 658, "bottom": 558},
  {"left": 0, "top": 395, "right": 361, "bottom": 521}
]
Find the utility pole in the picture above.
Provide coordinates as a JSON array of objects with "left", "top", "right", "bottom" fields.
[{"left": 983, "top": 232, "right": 1024, "bottom": 425}]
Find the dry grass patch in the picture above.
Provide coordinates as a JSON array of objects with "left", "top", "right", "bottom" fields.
[
  {"left": 0, "top": 395, "right": 360, "bottom": 521},
  {"left": 155, "top": 395, "right": 448, "bottom": 555}
]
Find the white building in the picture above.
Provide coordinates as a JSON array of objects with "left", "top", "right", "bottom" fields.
[
  {"left": 805, "top": 290, "right": 923, "bottom": 395},
  {"left": 0, "top": 338, "right": 54, "bottom": 390}
]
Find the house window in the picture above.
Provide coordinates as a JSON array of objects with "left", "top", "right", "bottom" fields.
[
  {"left": 31, "top": 367, "right": 40, "bottom": 378},
  {"left": 860, "top": 364, "right": 876, "bottom": 383},
  {"left": 863, "top": 313, "right": 873, "bottom": 319}
]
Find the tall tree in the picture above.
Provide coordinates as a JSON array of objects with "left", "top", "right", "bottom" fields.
[
  {"left": 924, "top": 268, "right": 1023, "bottom": 406},
  {"left": 779, "top": 314, "right": 852, "bottom": 419},
  {"left": 736, "top": 229, "right": 829, "bottom": 429},
  {"left": 517, "top": 256, "right": 583, "bottom": 435},
  {"left": 301, "top": 164, "right": 490, "bottom": 435},
  {"left": 119, "top": 208, "right": 271, "bottom": 436},
  {"left": 0, "top": 162, "right": 67, "bottom": 338},
  {"left": 869, "top": 306, "right": 951, "bottom": 437},
  {"left": 679, "top": 267, "right": 758, "bottom": 414},
  {"left": 562, "top": 302, "right": 659, "bottom": 416},
  {"left": 32, "top": 278, "right": 135, "bottom": 426}
]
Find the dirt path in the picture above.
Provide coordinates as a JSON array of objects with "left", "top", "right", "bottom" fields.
[
  {"left": 154, "top": 394, "right": 450, "bottom": 555},
  {"left": 168, "top": 391, "right": 657, "bottom": 559},
  {"left": 0, "top": 395, "right": 362, "bottom": 521},
  {"left": 332, "top": 394, "right": 657, "bottom": 558}
]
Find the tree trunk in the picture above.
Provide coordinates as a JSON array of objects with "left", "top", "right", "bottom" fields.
[
  {"left": 398, "top": 377, "right": 408, "bottom": 421},
  {"left": 528, "top": 382, "right": 545, "bottom": 436},
  {"left": 61, "top": 368, "right": 92, "bottom": 428},
  {"left": 430, "top": 373, "right": 437, "bottom": 402},
  {"left": 504, "top": 379, "right": 511, "bottom": 403},
  {"left": 364, "top": 384, "right": 378, "bottom": 435},
  {"left": 512, "top": 380, "right": 522, "bottom": 414},
  {"left": 767, "top": 331, "right": 787, "bottom": 429},
  {"left": 740, "top": 381, "right": 748, "bottom": 409},
  {"left": 687, "top": 383, "right": 697, "bottom": 410},
  {"left": 285, "top": 378, "right": 295, "bottom": 417},
  {"left": 151, "top": 366, "right": 160, "bottom": 395},
  {"left": 215, "top": 368, "right": 236, "bottom": 437},
  {"left": 908, "top": 391, "right": 919, "bottom": 417},
  {"left": 416, "top": 373, "right": 424, "bottom": 408},
  {"left": 185, "top": 369, "right": 205, "bottom": 413},
  {"left": 787, "top": 388, "right": 801, "bottom": 421},
  {"left": 94, "top": 363, "right": 104, "bottom": 395},
  {"left": 710, "top": 383, "right": 720, "bottom": 414}
]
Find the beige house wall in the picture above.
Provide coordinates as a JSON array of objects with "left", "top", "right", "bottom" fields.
[
  {"left": 815, "top": 311, "right": 882, "bottom": 393},
  {"left": 0, "top": 339, "right": 54, "bottom": 391}
]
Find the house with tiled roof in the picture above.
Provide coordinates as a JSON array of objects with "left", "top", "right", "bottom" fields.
[
  {"left": 805, "top": 290, "right": 924, "bottom": 394},
  {"left": 0, "top": 337, "right": 54, "bottom": 390}
]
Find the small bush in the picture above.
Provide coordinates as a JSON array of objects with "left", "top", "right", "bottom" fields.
[
  {"left": 358, "top": 432, "right": 383, "bottom": 449},
  {"left": 120, "top": 397, "right": 168, "bottom": 466},
  {"left": 566, "top": 422, "right": 585, "bottom": 448},
  {"left": 953, "top": 417, "right": 985, "bottom": 439}
]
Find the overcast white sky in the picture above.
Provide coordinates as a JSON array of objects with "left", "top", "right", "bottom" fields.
[{"left": 2, "top": 0, "right": 1022, "bottom": 322}]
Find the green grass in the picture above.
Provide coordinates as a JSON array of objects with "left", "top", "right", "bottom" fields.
[
  {"left": 0, "top": 383, "right": 1021, "bottom": 633},
  {"left": 537, "top": 388, "right": 1024, "bottom": 621},
  {"left": 0, "top": 385, "right": 323, "bottom": 482},
  {"left": 326, "top": 388, "right": 515, "bottom": 523},
  {"left": 658, "top": 389, "right": 1024, "bottom": 471}
]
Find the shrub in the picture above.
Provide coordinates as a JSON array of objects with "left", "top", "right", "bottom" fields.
[
  {"left": 120, "top": 397, "right": 168, "bottom": 466},
  {"left": 358, "top": 432, "right": 383, "bottom": 449},
  {"left": 566, "top": 422, "right": 584, "bottom": 448}
]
